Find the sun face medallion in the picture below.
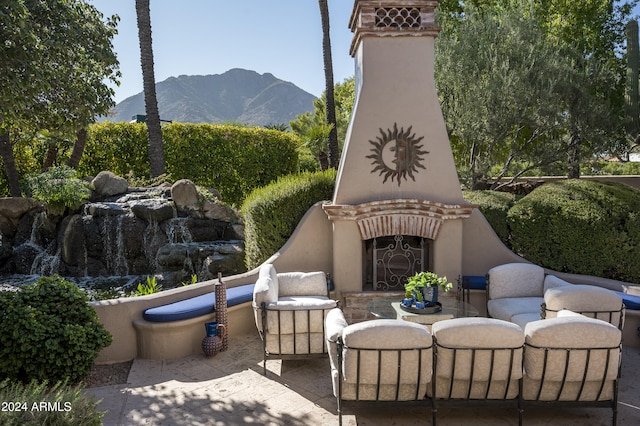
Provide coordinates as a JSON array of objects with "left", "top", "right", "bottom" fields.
[{"left": 366, "top": 123, "right": 428, "bottom": 186}]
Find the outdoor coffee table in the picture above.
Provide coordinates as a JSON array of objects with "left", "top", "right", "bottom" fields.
[{"left": 367, "top": 296, "right": 479, "bottom": 326}]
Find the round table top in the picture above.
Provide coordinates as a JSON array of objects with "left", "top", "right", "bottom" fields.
[{"left": 367, "top": 296, "right": 479, "bottom": 325}]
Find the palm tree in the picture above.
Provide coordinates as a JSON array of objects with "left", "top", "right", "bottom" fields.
[
  {"left": 135, "top": 0, "right": 165, "bottom": 177},
  {"left": 318, "top": 0, "right": 339, "bottom": 169}
]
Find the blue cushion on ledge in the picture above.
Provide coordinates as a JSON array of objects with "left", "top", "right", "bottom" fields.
[
  {"left": 143, "top": 283, "right": 255, "bottom": 322},
  {"left": 614, "top": 291, "right": 640, "bottom": 310},
  {"left": 462, "top": 275, "right": 487, "bottom": 290}
]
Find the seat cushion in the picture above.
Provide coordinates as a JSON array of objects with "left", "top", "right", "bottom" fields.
[
  {"left": 510, "top": 312, "right": 541, "bottom": 330},
  {"left": 266, "top": 296, "right": 337, "bottom": 311},
  {"left": 487, "top": 297, "right": 544, "bottom": 321},
  {"left": 143, "top": 284, "right": 254, "bottom": 322}
]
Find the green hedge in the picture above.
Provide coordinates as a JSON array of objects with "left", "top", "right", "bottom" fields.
[
  {"left": 463, "top": 190, "right": 519, "bottom": 245},
  {"left": 78, "top": 122, "right": 300, "bottom": 205},
  {"left": 507, "top": 180, "right": 640, "bottom": 282},
  {"left": 242, "top": 169, "right": 336, "bottom": 270},
  {"left": 0, "top": 276, "right": 112, "bottom": 384}
]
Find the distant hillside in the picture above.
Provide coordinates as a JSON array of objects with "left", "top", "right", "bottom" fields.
[{"left": 104, "top": 68, "right": 317, "bottom": 126}]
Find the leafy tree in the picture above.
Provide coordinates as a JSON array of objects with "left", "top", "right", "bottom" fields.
[
  {"left": 435, "top": 0, "right": 634, "bottom": 186},
  {"left": 624, "top": 19, "right": 640, "bottom": 160},
  {"left": 436, "top": 3, "right": 570, "bottom": 188},
  {"left": 136, "top": 0, "right": 165, "bottom": 177},
  {"left": 317, "top": 0, "right": 339, "bottom": 169},
  {"left": 0, "top": 0, "right": 120, "bottom": 196},
  {"left": 533, "top": 0, "right": 636, "bottom": 177},
  {"left": 290, "top": 77, "right": 354, "bottom": 170}
]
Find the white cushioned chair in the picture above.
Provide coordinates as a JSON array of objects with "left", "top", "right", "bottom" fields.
[
  {"left": 486, "top": 263, "right": 546, "bottom": 327},
  {"left": 487, "top": 263, "right": 626, "bottom": 333},
  {"left": 325, "top": 308, "right": 433, "bottom": 426},
  {"left": 252, "top": 264, "right": 337, "bottom": 374},
  {"left": 428, "top": 317, "right": 525, "bottom": 425},
  {"left": 522, "top": 314, "right": 622, "bottom": 425}
]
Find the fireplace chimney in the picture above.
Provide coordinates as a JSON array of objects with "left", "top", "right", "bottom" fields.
[{"left": 323, "top": 1, "right": 476, "bottom": 294}]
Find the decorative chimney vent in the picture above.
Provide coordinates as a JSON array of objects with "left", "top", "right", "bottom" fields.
[
  {"left": 375, "top": 7, "right": 422, "bottom": 28},
  {"left": 349, "top": 0, "right": 440, "bottom": 55}
]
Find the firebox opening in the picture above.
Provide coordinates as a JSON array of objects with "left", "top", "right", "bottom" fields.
[{"left": 363, "top": 235, "right": 432, "bottom": 292}]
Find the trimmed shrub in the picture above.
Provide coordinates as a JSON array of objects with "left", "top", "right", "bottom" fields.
[
  {"left": 463, "top": 190, "right": 518, "bottom": 245},
  {"left": 0, "top": 379, "right": 104, "bottom": 425},
  {"left": 242, "top": 169, "right": 336, "bottom": 269},
  {"left": 26, "top": 165, "right": 93, "bottom": 215},
  {"left": 0, "top": 276, "right": 112, "bottom": 384},
  {"left": 79, "top": 122, "right": 300, "bottom": 205},
  {"left": 507, "top": 180, "right": 640, "bottom": 282}
]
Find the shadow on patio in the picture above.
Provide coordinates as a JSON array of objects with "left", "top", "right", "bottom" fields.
[{"left": 87, "top": 332, "right": 640, "bottom": 425}]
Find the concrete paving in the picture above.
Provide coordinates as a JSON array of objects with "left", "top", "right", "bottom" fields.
[{"left": 87, "top": 332, "right": 640, "bottom": 425}]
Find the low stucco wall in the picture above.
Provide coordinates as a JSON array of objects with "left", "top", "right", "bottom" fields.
[
  {"left": 92, "top": 201, "right": 333, "bottom": 364},
  {"left": 93, "top": 197, "right": 640, "bottom": 363}
]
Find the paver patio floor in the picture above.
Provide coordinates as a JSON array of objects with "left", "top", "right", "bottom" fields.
[{"left": 87, "top": 332, "right": 640, "bottom": 425}]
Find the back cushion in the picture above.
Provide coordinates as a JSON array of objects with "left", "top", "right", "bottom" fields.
[
  {"left": 343, "top": 319, "right": 433, "bottom": 385},
  {"left": 543, "top": 275, "right": 572, "bottom": 292},
  {"left": 278, "top": 271, "right": 327, "bottom": 297},
  {"left": 544, "top": 285, "right": 623, "bottom": 326},
  {"left": 524, "top": 317, "right": 621, "bottom": 382},
  {"left": 488, "top": 263, "right": 545, "bottom": 299},
  {"left": 432, "top": 318, "right": 524, "bottom": 381}
]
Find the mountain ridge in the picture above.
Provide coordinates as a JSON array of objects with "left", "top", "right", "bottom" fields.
[{"left": 105, "top": 68, "right": 316, "bottom": 126}]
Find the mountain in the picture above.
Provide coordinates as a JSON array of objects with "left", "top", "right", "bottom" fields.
[{"left": 104, "top": 69, "right": 317, "bottom": 126}]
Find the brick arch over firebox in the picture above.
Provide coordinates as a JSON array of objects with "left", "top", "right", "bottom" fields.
[{"left": 323, "top": 199, "right": 476, "bottom": 241}]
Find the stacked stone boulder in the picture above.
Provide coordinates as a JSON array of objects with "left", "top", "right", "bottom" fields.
[{"left": 0, "top": 173, "right": 245, "bottom": 288}]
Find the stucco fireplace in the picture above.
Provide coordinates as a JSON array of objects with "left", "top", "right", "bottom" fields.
[{"left": 322, "top": 0, "right": 476, "bottom": 295}]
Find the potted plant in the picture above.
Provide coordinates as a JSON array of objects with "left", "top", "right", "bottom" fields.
[{"left": 404, "top": 271, "right": 453, "bottom": 308}]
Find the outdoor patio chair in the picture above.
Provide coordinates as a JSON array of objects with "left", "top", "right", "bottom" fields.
[
  {"left": 486, "top": 263, "right": 546, "bottom": 325},
  {"left": 325, "top": 308, "right": 433, "bottom": 426},
  {"left": 522, "top": 313, "right": 622, "bottom": 425},
  {"left": 428, "top": 317, "right": 525, "bottom": 426},
  {"left": 252, "top": 264, "right": 337, "bottom": 374}
]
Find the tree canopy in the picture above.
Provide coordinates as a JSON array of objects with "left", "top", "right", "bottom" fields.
[
  {"left": 290, "top": 77, "right": 354, "bottom": 170},
  {"left": 0, "top": 0, "right": 120, "bottom": 195},
  {"left": 435, "top": 0, "right": 637, "bottom": 186}
]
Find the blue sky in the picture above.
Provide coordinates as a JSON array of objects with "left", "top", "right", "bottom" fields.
[
  {"left": 90, "top": 1, "right": 640, "bottom": 105},
  {"left": 89, "top": 0, "right": 355, "bottom": 104}
]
